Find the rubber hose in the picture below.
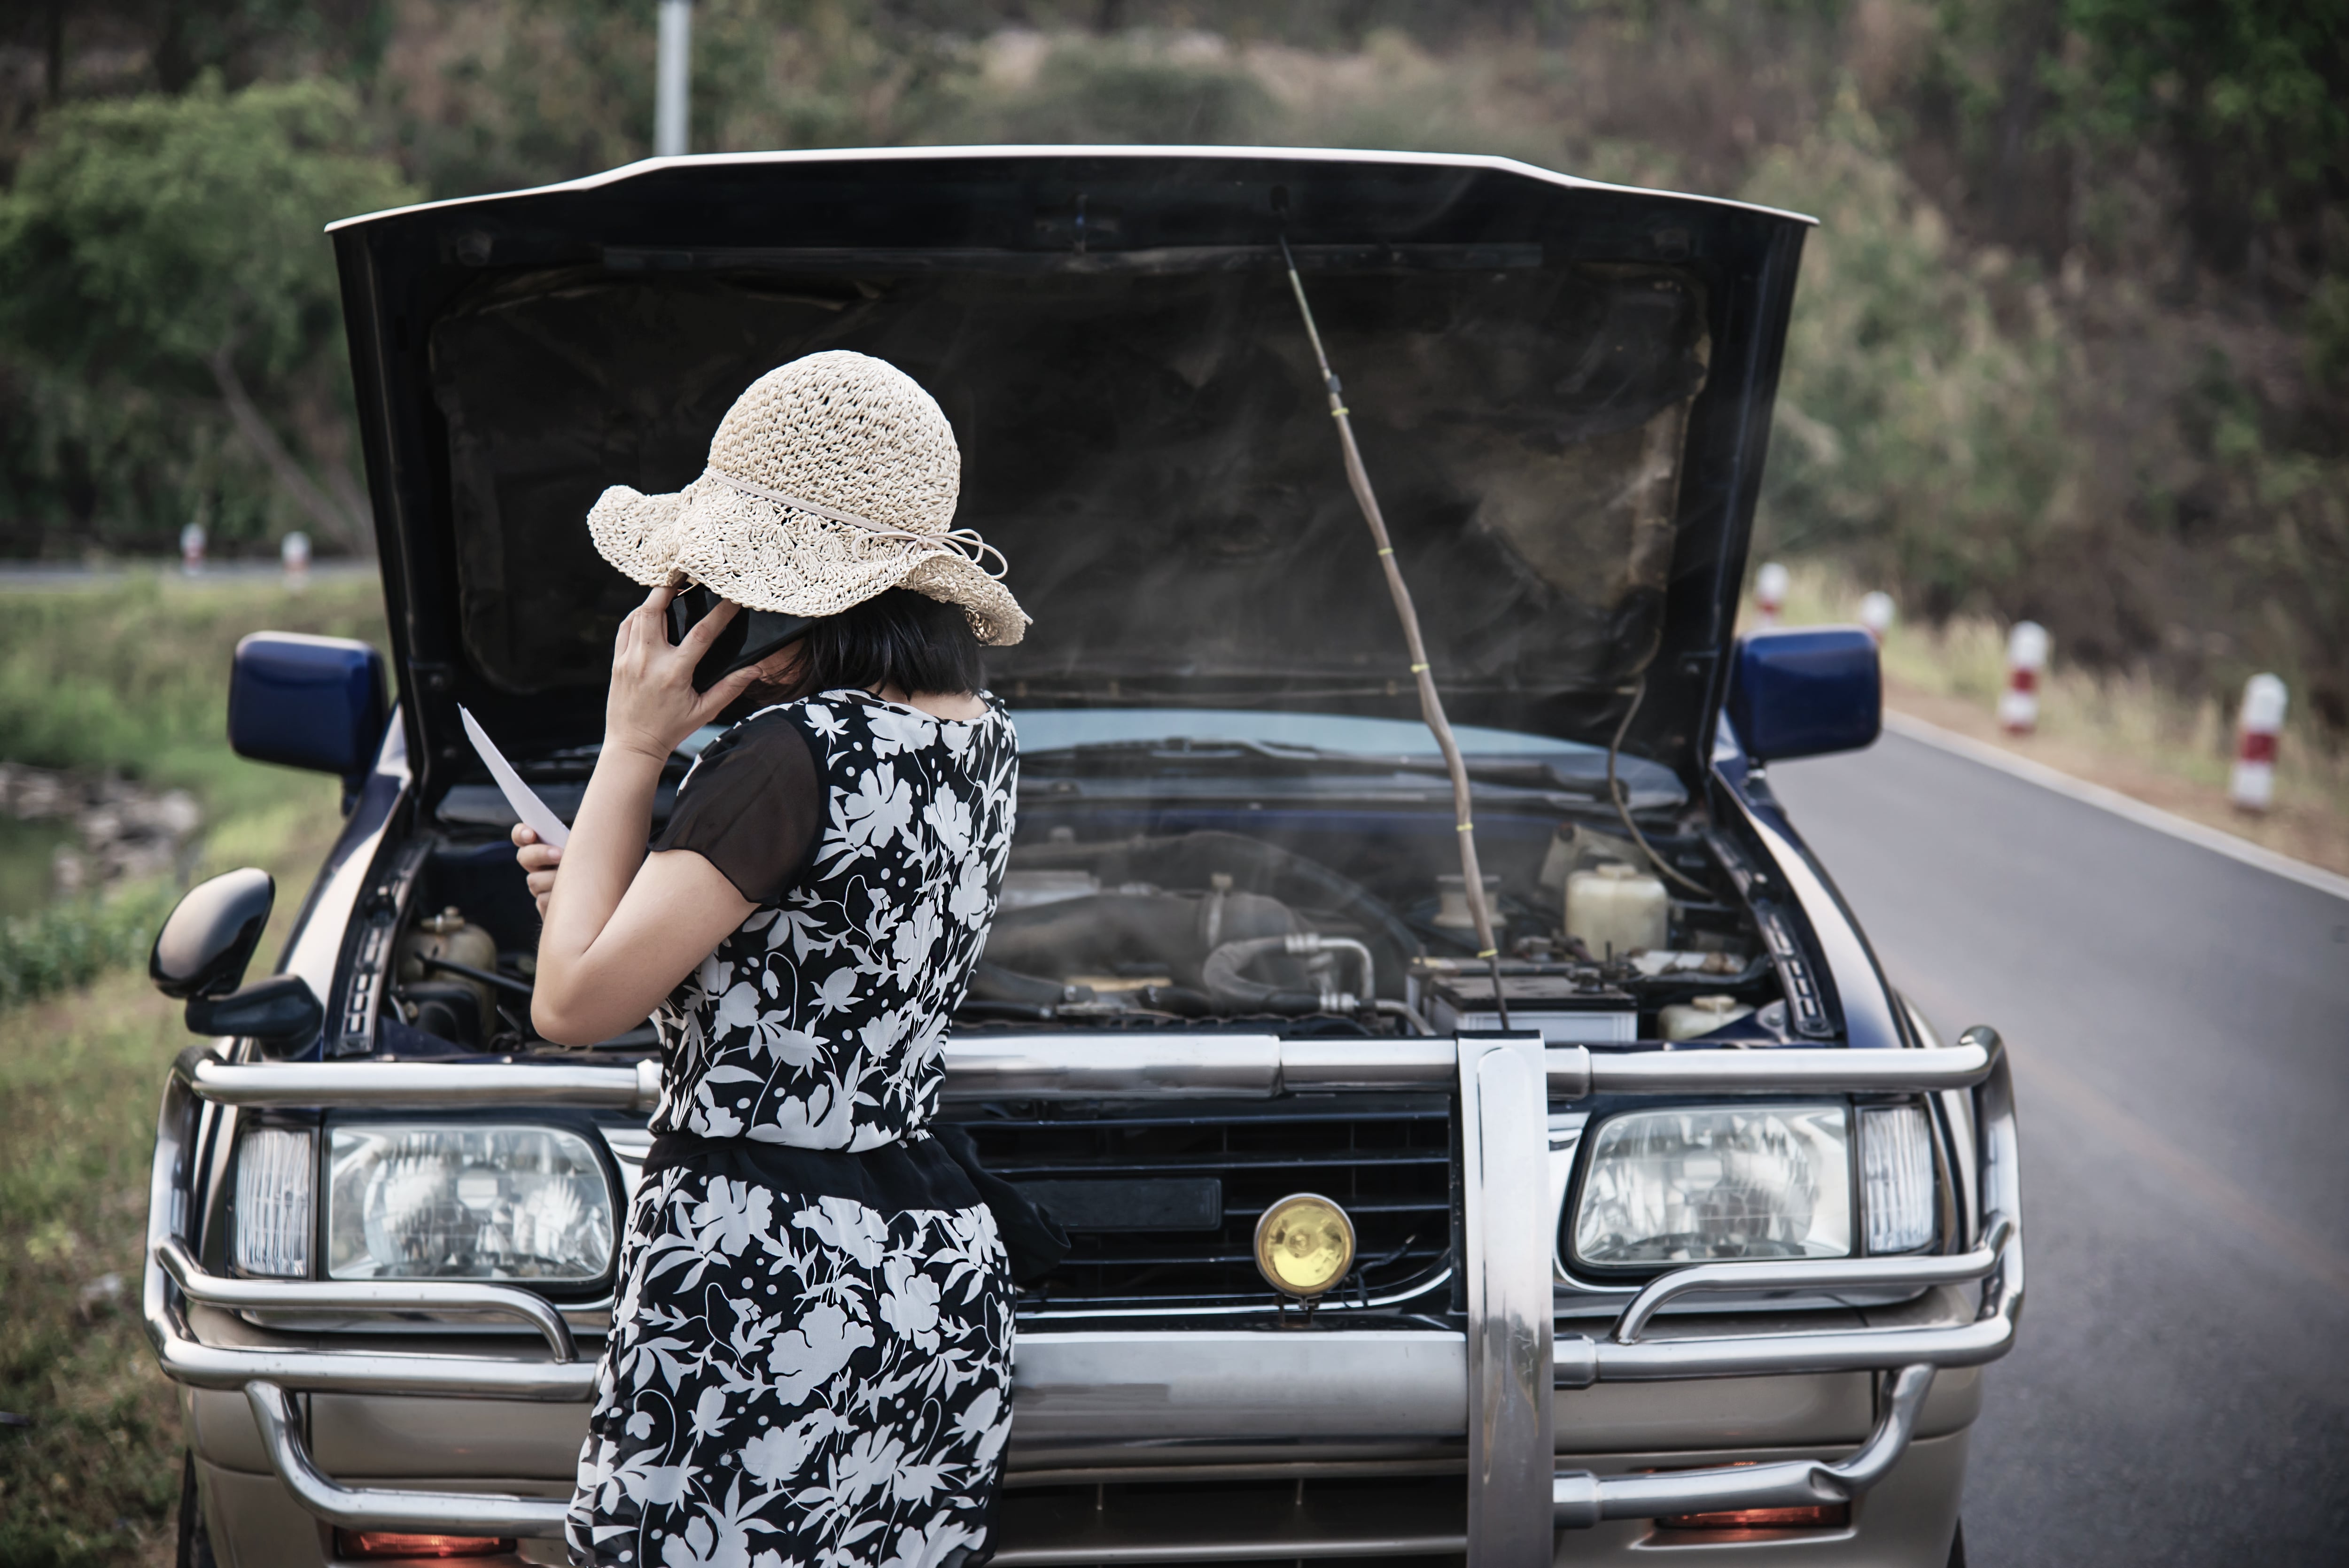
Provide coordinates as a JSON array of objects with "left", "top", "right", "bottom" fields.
[{"left": 1202, "top": 935, "right": 1353, "bottom": 1013}]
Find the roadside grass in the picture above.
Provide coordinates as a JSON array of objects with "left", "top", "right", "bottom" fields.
[
  {"left": 1, "top": 973, "right": 199, "bottom": 1568},
  {"left": 0, "top": 806, "right": 352, "bottom": 1568},
  {"left": 0, "top": 570, "right": 388, "bottom": 817},
  {"left": 0, "top": 571, "right": 387, "bottom": 1007},
  {"left": 0, "top": 574, "right": 378, "bottom": 1567},
  {"left": 1753, "top": 561, "right": 2349, "bottom": 877}
]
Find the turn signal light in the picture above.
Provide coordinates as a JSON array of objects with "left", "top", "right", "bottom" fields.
[
  {"left": 1253, "top": 1192, "right": 1356, "bottom": 1298},
  {"left": 335, "top": 1530, "right": 515, "bottom": 1559},
  {"left": 1658, "top": 1503, "right": 1849, "bottom": 1531}
]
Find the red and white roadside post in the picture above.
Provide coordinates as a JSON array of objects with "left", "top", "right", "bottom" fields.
[
  {"left": 2228, "top": 674, "right": 2287, "bottom": 814},
  {"left": 179, "top": 521, "right": 206, "bottom": 577},
  {"left": 1998, "top": 621, "right": 2049, "bottom": 735},
  {"left": 1858, "top": 590, "right": 1895, "bottom": 644},
  {"left": 281, "top": 530, "right": 311, "bottom": 592},
  {"left": 1754, "top": 562, "right": 1789, "bottom": 628}
]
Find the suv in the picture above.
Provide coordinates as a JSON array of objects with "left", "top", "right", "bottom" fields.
[{"left": 143, "top": 147, "right": 2019, "bottom": 1568}]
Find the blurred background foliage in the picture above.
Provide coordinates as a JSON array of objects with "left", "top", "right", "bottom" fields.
[
  {"left": 0, "top": 78, "right": 417, "bottom": 556},
  {"left": 0, "top": 0, "right": 2342, "bottom": 736}
]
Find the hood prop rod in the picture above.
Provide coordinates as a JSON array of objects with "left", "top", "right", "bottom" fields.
[{"left": 1279, "top": 237, "right": 1509, "bottom": 1030}]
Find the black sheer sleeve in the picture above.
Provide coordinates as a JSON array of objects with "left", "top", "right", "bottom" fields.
[{"left": 649, "top": 710, "right": 824, "bottom": 904}]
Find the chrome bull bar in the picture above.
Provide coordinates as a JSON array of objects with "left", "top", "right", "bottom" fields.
[
  {"left": 1550, "top": 1362, "right": 1939, "bottom": 1529},
  {"left": 244, "top": 1380, "right": 571, "bottom": 1537},
  {"left": 149, "top": 1028, "right": 2020, "bottom": 1552},
  {"left": 164, "top": 1032, "right": 1999, "bottom": 1107}
]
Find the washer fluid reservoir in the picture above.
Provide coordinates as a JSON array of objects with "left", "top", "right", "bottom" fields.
[
  {"left": 1565, "top": 864, "right": 1668, "bottom": 958},
  {"left": 1659, "top": 994, "right": 1755, "bottom": 1041}
]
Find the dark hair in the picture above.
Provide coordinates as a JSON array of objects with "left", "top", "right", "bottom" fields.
[{"left": 750, "top": 588, "right": 985, "bottom": 708}]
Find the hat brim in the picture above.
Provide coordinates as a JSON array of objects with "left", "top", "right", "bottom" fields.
[{"left": 588, "top": 478, "right": 1028, "bottom": 646}]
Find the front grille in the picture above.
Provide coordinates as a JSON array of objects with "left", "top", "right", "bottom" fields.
[
  {"left": 997, "top": 1473, "right": 1466, "bottom": 1565},
  {"left": 959, "top": 1095, "right": 1454, "bottom": 1313}
]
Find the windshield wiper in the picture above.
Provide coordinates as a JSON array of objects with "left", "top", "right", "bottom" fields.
[{"left": 1018, "top": 737, "right": 1665, "bottom": 800}]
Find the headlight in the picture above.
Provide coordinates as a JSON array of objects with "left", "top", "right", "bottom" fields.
[
  {"left": 233, "top": 1127, "right": 315, "bottom": 1278},
  {"left": 327, "top": 1125, "right": 615, "bottom": 1282},
  {"left": 1570, "top": 1104, "right": 1851, "bottom": 1267},
  {"left": 1859, "top": 1104, "right": 1937, "bottom": 1253}
]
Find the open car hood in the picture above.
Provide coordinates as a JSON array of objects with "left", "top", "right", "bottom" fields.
[{"left": 329, "top": 147, "right": 1809, "bottom": 804}]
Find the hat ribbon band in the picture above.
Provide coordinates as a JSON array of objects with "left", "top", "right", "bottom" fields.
[{"left": 701, "top": 468, "right": 1008, "bottom": 580}]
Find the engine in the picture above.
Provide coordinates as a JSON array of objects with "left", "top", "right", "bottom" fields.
[
  {"left": 964, "top": 827, "right": 1779, "bottom": 1041},
  {"left": 965, "top": 831, "right": 1420, "bottom": 1025}
]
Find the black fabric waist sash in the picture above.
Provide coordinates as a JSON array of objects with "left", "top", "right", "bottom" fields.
[
  {"left": 643, "top": 1128, "right": 983, "bottom": 1214},
  {"left": 644, "top": 1126, "right": 1069, "bottom": 1285}
]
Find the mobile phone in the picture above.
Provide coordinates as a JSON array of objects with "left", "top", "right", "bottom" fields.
[{"left": 666, "top": 584, "right": 817, "bottom": 693}]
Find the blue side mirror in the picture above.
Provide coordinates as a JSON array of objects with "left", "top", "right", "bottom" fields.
[
  {"left": 1727, "top": 626, "right": 1882, "bottom": 761},
  {"left": 227, "top": 633, "right": 388, "bottom": 779}
]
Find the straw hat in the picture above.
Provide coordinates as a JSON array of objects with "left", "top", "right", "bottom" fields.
[{"left": 587, "top": 351, "right": 1027, "bottom": 645}]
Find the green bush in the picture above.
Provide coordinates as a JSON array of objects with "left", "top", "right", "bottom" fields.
[{"left": 0, "top": 884, "right": 179, "bottom": 1011}]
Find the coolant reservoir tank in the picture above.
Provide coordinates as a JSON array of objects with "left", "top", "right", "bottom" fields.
[
  {"left": 397, "top": 908, "right": 500, "bottom": 1021},
  {"left": 400, "top": 907, "right": 498, "bottom": 976},
  {"left": 1565, "top": 864, "right": 1668, "bottom": 958}
]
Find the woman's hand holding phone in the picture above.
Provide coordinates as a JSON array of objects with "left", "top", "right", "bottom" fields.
[
  {"left": 604, "top": 584, "right": 787, "bottom": 763},
  {"left": 520, "top": 582, "right": 784, "bottom": 1039},
  {"left": 518, "top": 582, "right": 790, "bottom": 927}
]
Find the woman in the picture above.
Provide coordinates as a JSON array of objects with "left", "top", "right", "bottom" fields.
[{"left": 514, "top": 351, "right": 1029, "bottom": 1568}]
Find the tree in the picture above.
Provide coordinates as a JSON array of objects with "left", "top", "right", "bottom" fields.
[
  {"left": 0, "top": 77, "right": 418, "bottom": 552},
  {"left": 2056, "top": 0, "right": 2347, "bottom": 273}
]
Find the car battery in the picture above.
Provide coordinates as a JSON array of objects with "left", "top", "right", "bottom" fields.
[{"left": 1422, "top": 973, "right": 1637, "bottom": 1043}]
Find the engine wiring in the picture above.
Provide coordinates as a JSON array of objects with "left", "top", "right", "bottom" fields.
[
  {"left": 1606, "top": 677, "right": 1712, "bottom": 898},
  {"left": 1278, "top": 236, "right": 1511, "bottom": 1029}
]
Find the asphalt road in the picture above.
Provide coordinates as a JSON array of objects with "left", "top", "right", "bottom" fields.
[{"left": 1772, "top": 730, "right": 2349, "bottom": 1566}]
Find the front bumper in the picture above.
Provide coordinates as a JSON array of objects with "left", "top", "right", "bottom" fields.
[{"left": 149, "top": 1030, "right": 2020, "bottom": 1560}]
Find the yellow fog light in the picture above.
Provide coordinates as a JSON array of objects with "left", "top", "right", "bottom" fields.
[{"left": 1254, "top": 1192, "right": 1356, "bottom": 1299}]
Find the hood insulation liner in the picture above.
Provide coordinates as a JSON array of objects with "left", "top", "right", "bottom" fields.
[{"left": 430, "top": 258, "right": 1708, "bottom": 736}]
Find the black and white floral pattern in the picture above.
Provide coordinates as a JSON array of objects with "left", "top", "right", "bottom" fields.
[
  {"left": 649, "top": 692, "right": 1018, "bottom": 1152},
  {"left": 567, "top": 1167, "right": 1013, "bottom": 1568},
  {"left": 568, "top": 691, "right": 1019, "bottom": 1568}
]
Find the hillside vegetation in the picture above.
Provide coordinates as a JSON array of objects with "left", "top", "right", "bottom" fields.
[{"left": 0, "top": 0, "right": 2342, "bottom": 742}]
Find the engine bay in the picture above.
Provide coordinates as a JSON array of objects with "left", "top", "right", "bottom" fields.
[{"left": 369, "top": 798, "right": 1792, "bottom": 1056}]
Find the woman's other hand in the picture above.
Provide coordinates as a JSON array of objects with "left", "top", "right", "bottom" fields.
[
  {"left": 513, "top": 823, "right": 561, "bottom": 919},
  {"left": 602, "top": 583, "right": 771, "bottom": 763}
]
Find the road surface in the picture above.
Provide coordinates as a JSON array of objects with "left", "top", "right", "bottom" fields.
[{"left": 1773, "top": 729, "right": 2349, "bottom": 1566}]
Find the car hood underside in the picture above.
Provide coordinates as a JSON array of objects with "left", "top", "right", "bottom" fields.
[{"left": 330, "top": 148, "right": 1809, "bottom": 796}]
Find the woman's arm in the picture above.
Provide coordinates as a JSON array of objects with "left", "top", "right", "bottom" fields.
[{"left": 520, "top": 584, "right": 796, "bottom": 1046}]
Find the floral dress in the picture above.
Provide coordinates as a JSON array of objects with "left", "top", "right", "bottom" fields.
[{"left": 567, "top": 691, "right": 1019, "bottom": 1568}]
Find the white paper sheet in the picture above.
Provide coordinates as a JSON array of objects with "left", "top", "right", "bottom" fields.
[{"left": 459, "top": 705, "right": 570, "bottom": 848}]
